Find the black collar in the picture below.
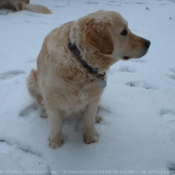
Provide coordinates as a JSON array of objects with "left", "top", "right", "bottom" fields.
[
  {"left": 68, "top": 42, "right": 107, "bottom": 88},
  {"left": 68, "top": 43, "right": 103, "bottom": 75}
]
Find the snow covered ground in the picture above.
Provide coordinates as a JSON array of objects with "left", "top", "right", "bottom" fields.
[{"left": 0, "top": 0, "right": 175, "bottom": 174}]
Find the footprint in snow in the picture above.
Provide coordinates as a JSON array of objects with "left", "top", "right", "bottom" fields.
[
  {"left": 0, "top": 70, "right": 26, "bottom": 80},
  {"left": 0, "top": 138, "right": 51, "bottom": 174},
  {"left": 167, "top": 162, "right": 175, "bottom": 175},
  {"left": 126, "top": 81, "right": 139, "bottom": 87},
  {"left": 24, "top": 20, "right": 31, "bottom": 23},
  {"left": 0, "top": 138, "right": 42, "bottom": 157},
  {"left": 98, "top": 105, "right": 111, "bottom": 114},
  {"left": 117, "top": 66, "right": 135, "bottom": 73},
  {"left": 160, "top": 109, "right": 175, "bottom": 130},
  {"left": 126, "top": 81, "right": 157, "bottom": 90},
  {"left": 167, "top": 68, "right": 175, "bottom": 80},
  {"left": 19, "top": 103, "right": 38, "bottom": 117},
  {"left": 86, "top": 2, "right": 98, "bottom": 4}
]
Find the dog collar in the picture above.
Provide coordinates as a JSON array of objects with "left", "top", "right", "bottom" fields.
[{"left": 68, "top": 43, "right": 106, "bottom": 88}]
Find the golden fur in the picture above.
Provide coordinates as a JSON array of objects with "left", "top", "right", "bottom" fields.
[
  {"left": 0, "top": 0, "right": 51, "bottom": 14},
  {"left": 27, "top": 10, "right": 150, "bottom": 148}
]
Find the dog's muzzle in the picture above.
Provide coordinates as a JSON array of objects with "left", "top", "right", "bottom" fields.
[{"left": 123, "top": 39, "right": 151, "bottom": 60}]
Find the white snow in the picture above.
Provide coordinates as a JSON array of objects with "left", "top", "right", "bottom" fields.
[{"left": 0, "top": 0, "right": 175, "bottom": 174}]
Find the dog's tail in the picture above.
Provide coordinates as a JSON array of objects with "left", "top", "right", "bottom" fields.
[
  {"left": 23, "top": 3, "right": 51, "bottom": 14},
  {"left": 27, "top": 69, "right": 43, "bottom": 105}
]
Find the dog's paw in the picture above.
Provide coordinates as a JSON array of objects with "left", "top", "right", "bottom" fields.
[
  {"left": 49, "top": 137, "right": 64, "bottom": 149},
  {"left": 95, "top": 115, "right": 103, "bottom": 123},
  {"left": 84, "top": 130, "right": 99, "bottom": 144}
]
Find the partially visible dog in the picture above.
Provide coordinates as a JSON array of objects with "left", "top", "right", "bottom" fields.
[
  {"left": 27, "top": 10, "right": 151, "bottom": 148},
  {"left": 0, "top": 0, "right": 51, "bottom": 14}
]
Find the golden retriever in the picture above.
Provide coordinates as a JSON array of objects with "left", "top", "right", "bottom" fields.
[
  {"left": 27, "top": 10, "right": 150, "bottom": 148},
  {"left": 0, "top": 0, "right": 51, "bottom": 14}
]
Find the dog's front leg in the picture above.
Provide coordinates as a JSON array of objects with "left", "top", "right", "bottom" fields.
[
  {"left": 83, "top": 102, "right": 99, "bottom": 144},
  {"left": 47, "top": 109, "right": 63, "bottom": 148}
]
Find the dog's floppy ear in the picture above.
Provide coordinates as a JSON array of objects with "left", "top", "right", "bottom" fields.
[{"left": 84, "top": 17, "right": 114, "bottom": 54}]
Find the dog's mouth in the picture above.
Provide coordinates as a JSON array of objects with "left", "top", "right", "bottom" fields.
[
  {"left": 122, "top": 49, "right": 148, "bottom": 60},
  {"left": 123, "top": 56, "right": 130, "bottom": 60}
]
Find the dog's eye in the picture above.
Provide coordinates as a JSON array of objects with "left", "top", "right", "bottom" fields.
[{"left": 121, "top": 29, "right": 127, "bottom": 36}]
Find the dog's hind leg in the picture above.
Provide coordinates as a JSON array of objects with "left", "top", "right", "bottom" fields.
[{"left": 27, "top": 69, "right": 43, "bottom": 105}]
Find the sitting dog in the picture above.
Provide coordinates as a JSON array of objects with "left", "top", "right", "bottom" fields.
[
  {"left": 0, "top": 0, "right": 51, "bottom": 14},
  {"left": 27, "top": 10, "right": 150, "bottom": 148}
]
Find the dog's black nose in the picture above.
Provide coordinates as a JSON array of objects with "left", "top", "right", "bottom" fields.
[{"left": 144, "top": 39, "right": 151, "bottom": 49}]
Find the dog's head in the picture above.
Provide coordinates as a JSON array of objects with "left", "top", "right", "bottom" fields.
[{"left": 82, "top": 10, "right": 150, "bottom": 60}]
